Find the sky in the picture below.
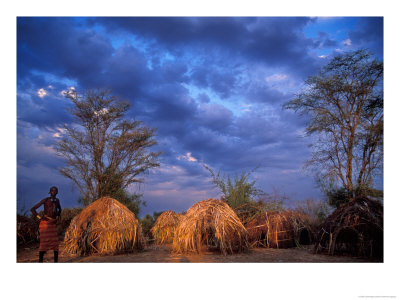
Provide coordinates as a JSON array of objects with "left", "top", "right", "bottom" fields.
[{"left": 16, "top": 16, "right": 384, "bottom": 217}]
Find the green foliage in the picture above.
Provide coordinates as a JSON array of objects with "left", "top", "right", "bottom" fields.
[
  {"left": 318, "top": 177, "right": 383, "bottom": 209},
  {"left": 326, "top": 187, "right": 352, "bottom": 208},
  {"left": 112, "top": 189, "right": 145, "bottom": 217},
  {"left": 204, "top": 164, "right": 264, "bottom": 208},
  {"left": 140, "top": 211, "right": 163, "bottom": 238}
]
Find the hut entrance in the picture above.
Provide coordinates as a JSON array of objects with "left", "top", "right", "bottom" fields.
[
  {"left": 335, "top": 228, "right": 359, "bottom": 255},
  {"left": 202, "top": 227, "right": 219, "bottom": 252},
  {"left": 299, "top": 228, "right": 312, "bottom": 245}
]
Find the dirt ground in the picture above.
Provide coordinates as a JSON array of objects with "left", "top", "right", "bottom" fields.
[{"left": 17, "top": 242, "right": 382, "bottom": 263}]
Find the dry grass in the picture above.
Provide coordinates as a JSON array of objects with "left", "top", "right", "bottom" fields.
[
  {"left": 17, "top": 215, "right": 39, "bottom": 246},
  {"left": 173, "top": 199, "right": 249, "bottom": 255},
  {"left": 63, "top": 197, "right": 145, "bottom": 256},
  {"left": 236, "top": 203, "right": 316, "bottom": 248},
  {"left": 151, "top": 210, "right": 183, "bottom": 244},
  {"left": 245, "top": 210, "right": 296, "bottom": 248}
]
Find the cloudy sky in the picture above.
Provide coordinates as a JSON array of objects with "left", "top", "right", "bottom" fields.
[{"left": 17, "top": 17, "right": 383, "bottom": 216}]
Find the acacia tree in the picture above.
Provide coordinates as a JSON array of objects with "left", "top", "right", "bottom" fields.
[
  {"left": 284, "top": 50, "right": 383, "bottom": 200},
  {"left": 56, "top": 89, "right": 160, "bottom": 205}
]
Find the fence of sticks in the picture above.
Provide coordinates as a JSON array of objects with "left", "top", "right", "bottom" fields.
[
  {"left": 235, "top": 203, "right": 314, "bottom": 248},
  {"left": 63, "top": 197, "right": 145, "bottom": 256},
  {"left": 151, "top": 210, "right": 183, "bottom": 244},
  {"left": 173, "top": 199, "right": 249, "bottom": 255},
  {"left": 314, "top": 196, "right": 383, "bottom": 258}
]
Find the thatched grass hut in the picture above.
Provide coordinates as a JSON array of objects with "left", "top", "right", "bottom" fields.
[
  {"left": 151, "top": 210, "right": 183, "bottom": 244},
  {"left": 63, "top": 197, "right": 145, "bottom": 256},
  {"left": 173, "top": 199, "right": 249, "bottom": 255},
  {"left": 245, "top": 210, "right": 296, "bottom": 248},
  {"left": 236, "top": 203, "right": 316, "bottom": 248},
  {"left": 314, "top": 197, "right": 383, "bottom": 259}
]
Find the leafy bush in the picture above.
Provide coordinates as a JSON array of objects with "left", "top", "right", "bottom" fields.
[
  {"left": 140, "top": 211, "right": 163, "bottom": 239},
  {"left": 204, "top": 164, "right": 264, "bottom": 209}
]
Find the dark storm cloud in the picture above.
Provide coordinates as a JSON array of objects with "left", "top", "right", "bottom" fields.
[
  {"left": 91, "top": 17, "right": 249, "bottom": 49},
  {"left": 17, "top": 93, "right": 73, "bottom": 129},
  {"left": 83, "top": 43, "right": 151, "bottom": 98},
  {"left": 348, "top": 17, "right": 383, "bottom": 58},
  {"left": 195, "top": 103, "right": 233, "bottom": 133},
  {"left": 314, "top": 31, "right": 338, "bottom": 48},
  {"left": 190, "top": 66, "right": 240, "bottom": 99},
  {"left": 18, "top": 17, "right": 114, "bottom": 81},
  {"left": 93, "top": 17, "right": 319, "bottom": 79}
]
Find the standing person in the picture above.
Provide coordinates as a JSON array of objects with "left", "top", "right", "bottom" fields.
[{"left": 30, "top": 186, "right": 62, "bottom": 262}]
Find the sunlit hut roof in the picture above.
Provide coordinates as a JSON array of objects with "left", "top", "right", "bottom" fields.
[
  {"left": 151, "top": 210, "right": 183, "bottom": 244},
  {"left": 245, "top": 210, "right": 296, "bottom": 248},
  {"left": 63, "top": 196, "right": 145, "bottom": 255},
  {"left": 173, "top": 199, "right": 249, "bottom": 255}
]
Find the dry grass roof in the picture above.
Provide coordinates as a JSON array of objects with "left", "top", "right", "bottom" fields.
[
  {"left": 245, "top": 210, "right": 296, "bottom": 248},
  {"left": 63, "top": 197, "right": 145, "bottom": 256},
  {"left": 236, "top": 202, "right": 316, "bottom": 248},
  {"left": 173, "top": 199, "right": 249, "bottom": 255},
  {"left": 151, "top": 210, "right": 183, "bottom": 244}
]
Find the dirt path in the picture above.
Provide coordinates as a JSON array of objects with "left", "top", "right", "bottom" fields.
[{"left": 17, "top": 242, "right": 381, "bottom": 263}]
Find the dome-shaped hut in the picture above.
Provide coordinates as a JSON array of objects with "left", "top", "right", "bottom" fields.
[
  {"left": 151, "top": 210, "right": 183, "bottom": 244},
  {"left": 235, "top": 203, "right": 315, "bottom": 248},
  {"left": 173, "top": 199, "right": 249, "bottom": 255},
  {"left": 314, "top": 197, "right": 383, "bottom": 259},
  {"left": 63, "top": 197, "right": 145, "bottom": 255},
  {"left": 245, "top": 210, "right": 296, "bottom": 248}
]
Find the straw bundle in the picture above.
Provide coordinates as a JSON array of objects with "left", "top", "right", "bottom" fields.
[
  {"left": 173, "top": 199, "right": 249, "bottom": 255},
  {"left": 151, "top": 210, "right": 183, "bottom": 244},
  {"left": 63, "top": 197, "right": 145, "bottom": 256},
  {"left": 314, "top": 197, "right": 383, "bottom": 258},
  {"left": 245, "top": 211, "right": 296, "bottom": 248}
]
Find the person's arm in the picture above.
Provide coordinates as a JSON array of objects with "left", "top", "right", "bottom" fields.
[{"left": 30, "top": 199, "right": 45, "bottom": 220}]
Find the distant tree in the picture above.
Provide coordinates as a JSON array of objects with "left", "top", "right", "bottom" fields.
[
  {"left": 284, "top": 50, "right": 383, "bottom": 200},
  {"left": 293, "top": 198, "right": 332, "bottom": 225},
  {"left": 140, "top": 211, "right": 163, "bottom": 238},
  {"left": 56, "top": 89, "right": 161, "bottom": 204},
  {"left": 204, "top": 165, "right": 264, "bottom": 208},
  {"left": 109, "top": 188, "right": 145, "bottom": 217},
  {"left": 257, "top": 187, "right": 288, "bottom": 211}
]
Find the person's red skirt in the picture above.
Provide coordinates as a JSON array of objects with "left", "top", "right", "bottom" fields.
[{"left": 38, "top": 220, "right": 59, "bottom": 251}]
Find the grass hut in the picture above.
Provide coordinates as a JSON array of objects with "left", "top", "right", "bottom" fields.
[
  {"left": 314, "top": 197, "right": 383, "bottom": 259},
  {"left": 236, "top": 203, "right": 316, "bottom": 248},
  {"left": 245, "top": 210, "right": 296, "bottom": 248},
  {"left": 63, "top": 197, "right": 145, "bottom": 256},
  {"left": 151, "top": 210, "right": 183, "bottom": 244},
  {"left": 173, "top": 199, "right": 249, "bottom": 255}
]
